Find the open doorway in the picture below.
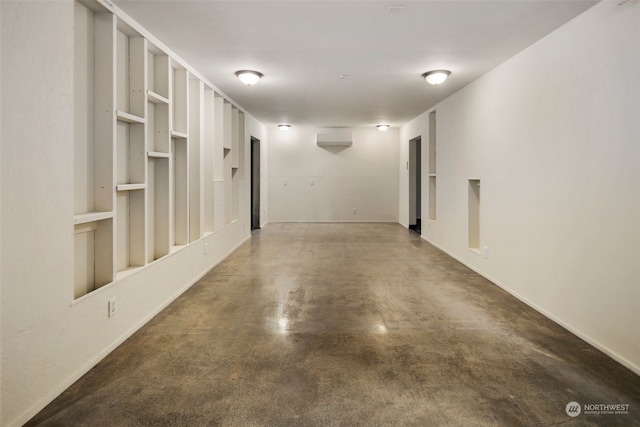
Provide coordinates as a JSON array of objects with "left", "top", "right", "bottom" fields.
[
  {"left": 251, "top": 137, "right": 261, "bottom": 230},
  {"left": 408, "top": 136, "right": 421, "bottom": 234}
]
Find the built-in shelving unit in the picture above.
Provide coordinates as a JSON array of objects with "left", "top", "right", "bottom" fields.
[
  {"left": 73, "top": 0, "right": 245, "bottom": 299},
  {"left": 428, "top": 110, "right": 437, "bottom": 221}
]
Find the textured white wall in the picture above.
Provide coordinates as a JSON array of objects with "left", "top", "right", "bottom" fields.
[
  {"left": 0, "top": 2, "right": 256, "bottom": 426},
  {"left": 400, "top": 0, "right": 640, "bottom": 373},
  {"left": 268, "top": 126, "right": 399, "bottom": 222}
]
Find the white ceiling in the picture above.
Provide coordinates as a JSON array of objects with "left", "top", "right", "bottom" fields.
[{"left": 114, "top": 0, "right": 598, "bottom": 129}]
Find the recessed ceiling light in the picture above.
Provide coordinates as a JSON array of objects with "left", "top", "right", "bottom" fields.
[
  {"left": 377, "top": 124, "right": 390, "bottom": 131},
  {"left": 422, "top": 70, "right": 451, "bottom": 85},
  {"left": 278, "top": 124, "right": 291, "bottom": 132},
  {"left": 235, "top": 70, "right": 263, "bottom": 86}
]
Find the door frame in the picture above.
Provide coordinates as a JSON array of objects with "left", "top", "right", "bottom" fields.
[
  {"left": 250, "top": 136, "right": 261, "bottom": 230},
  {"left": 408, "top": 136, "right": 422, "bottom": 233}
]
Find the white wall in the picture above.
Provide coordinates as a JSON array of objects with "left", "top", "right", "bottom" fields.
[
  {"left": 400, "top": 0, "right": 640, "bottom": 373},
  {"left": 0, "top": 2, "right": 257, "bottom": 426},
  {"left": 268, "top": 126, "right": 399, "bottom": 222}
]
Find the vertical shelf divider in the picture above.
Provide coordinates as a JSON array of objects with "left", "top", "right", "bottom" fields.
[
  {"left": 213, "top": 94, "right": 225, "bottom": 231},
  {"left": 171, "top": 66, "right": 189, "bottom": 247},
  {"left": 231, "top": 107, "right": 239, "bottom": 168},
  {"left": 189, "top": 78, "right": 205, "bottom": 241},
  {"left": 238, "top": 111, "right": 245, "bottom": 180},
  {"left": 231, "top": 107, "right": 240, "bottom": 221},
  {"left": 173, "top": 134, "right": 189, "bottom": 246},
  {"left": 223, "top": 101, "right": 233, "bottom": 224},
  {"left": 202, "top": 88, "right": 215, "bottom": 234}
]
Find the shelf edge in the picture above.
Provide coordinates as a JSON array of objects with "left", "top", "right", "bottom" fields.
[
  {"left": 74, "top": 211, "right": 114, "bottom": 225},
  {"left": 116, "top": 183, "right": 146, "bottom": 191},
  {"left": 116, "top": 110, "right": 145, "bottom": 124},
  {"left": 147, "top": 151, "right": 170, "bottom": 159},
  {"left": 147, "top": 90, "right": 169, "bottom": 105},
  {"left": 170, "top": 130, "right": 188, "bottom": 139}
]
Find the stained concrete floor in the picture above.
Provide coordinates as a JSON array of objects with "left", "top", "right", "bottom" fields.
[{"left": 27, "top": 223, "right": 639, "bottom": 426}]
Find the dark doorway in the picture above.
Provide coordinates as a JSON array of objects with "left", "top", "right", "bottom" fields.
[
  {"left": 251, "top": 137, "right": 261, "bottom": 230},
  {"left": 409, "top": 137, "right": 421, "bottom": 234}
]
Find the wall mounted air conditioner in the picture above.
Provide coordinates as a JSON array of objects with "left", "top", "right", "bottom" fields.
[{"left": 316, "top": 132, "right": 353, "bottom": 147}]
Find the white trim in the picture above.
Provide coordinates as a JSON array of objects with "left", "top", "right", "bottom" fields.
[{"left": 268, "top": 220, "right": 398, "bottom": 223}]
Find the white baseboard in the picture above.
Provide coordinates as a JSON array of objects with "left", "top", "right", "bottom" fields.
[
  {"left": 421, "top": 235, "right": 640, "bottom": 376},
  {"left": 12, "top": 235, "right": 251, "bottom": 427}
]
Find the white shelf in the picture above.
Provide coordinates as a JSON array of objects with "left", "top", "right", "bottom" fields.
[
  {"left": 116, "top": 183, "right": 146, "bottom": 191},
  {"left": 147, "top": 89, "right": 169, "bottom": 105},
  {"left": 74, "top": 211, "right": 113, "bottom": 225},
  {"left": 170, "top": 130, "right": 188, "bottom": 139},
  {"left": 147, "top": 151, "right": 170, "bottom": 159},
  {"left": 116, "top": 110, "right": 145, "bottom": 124}
]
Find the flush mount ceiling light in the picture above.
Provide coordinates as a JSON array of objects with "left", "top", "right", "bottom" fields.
[
  {"left": 235, "top": 70, "right": 263, "bottom": 86},
  {"left": 377, "top": 124, "right": 390, "bottom": 131},
  {"left": 278, "top": 124, "right": 291, "bottom": 132},
  {"left": 422, "top": 70, "right": 451, "bottom": 85}
]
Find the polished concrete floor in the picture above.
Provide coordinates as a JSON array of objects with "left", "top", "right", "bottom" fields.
[{"left": 28, "top": 223, "right": 639, "bottom": 426}]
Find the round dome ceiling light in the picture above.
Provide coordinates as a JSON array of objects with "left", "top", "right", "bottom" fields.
[
  {"left": 278, "top": 124, "right": 291, "bottom": 132},
  {"left": 422, "top": 70, "right": 451, "bottom": 85},
  {"left": 235, "top": 70, "right": 263, "bottom": 86},
  {"left": 376, "top": 124, "right": 390, "bottom": 131}
]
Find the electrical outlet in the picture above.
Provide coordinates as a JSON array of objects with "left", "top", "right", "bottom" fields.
[
  {"left": 310, "top": 180, "right": 314, "bottom": 186},
  {"left": 352, "top": 208, "right": 357, "bottom": 215},
  {"left": 483, "top": 246, "right": 489, "bottom": 259},
  {"left": 203, "top": 242, "right": 209, "bottom": 255},
  {"left": 108, "top": 298, "right": 117, "bottom": 318}
]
